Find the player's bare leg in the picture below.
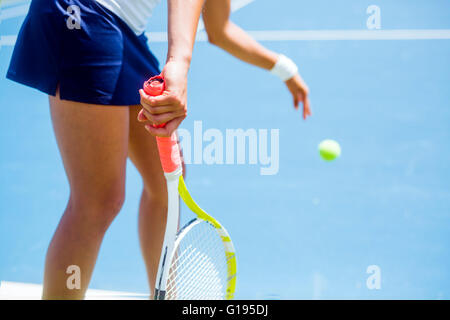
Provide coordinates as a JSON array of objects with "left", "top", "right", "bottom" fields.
[
  {"left": 128, "top": 105, "right": 168, "bottom": 293},
  {"left": 43, "top": 89, "right": 129, "bottom": 299}
]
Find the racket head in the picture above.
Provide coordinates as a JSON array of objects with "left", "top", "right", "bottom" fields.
[{"left": 164, "top": 218, "right": 237, "bottom": 300}]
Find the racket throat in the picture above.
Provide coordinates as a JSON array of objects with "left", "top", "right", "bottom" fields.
[
  {"left": 155, "top": 247, "right": 167, "bottom": 291},
  {"left": 154, "top": 174, "right": 181, "bottom": 300}
]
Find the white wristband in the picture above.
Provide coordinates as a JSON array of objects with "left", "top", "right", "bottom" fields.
[{"left": 270, "top": 54, "right": 298, "bottom": 81}]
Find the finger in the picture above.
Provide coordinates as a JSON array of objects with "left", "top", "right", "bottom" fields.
[
  {"left": 303, "top": 97, "right": 311, "bottom": 120},
  {"left": 142, "top": 90, "right": 179, "bottom": 107},
  {"left": 139, "top": 89, "right": 152, "bottom": 110},
  {"left": 139, "top": 89, "right": 153, "bottom": 105},
  {"left": 140, "top": 89, "right": 177, "bottom": 108},
  {"left": 137, "top": 109, "right": 148, "bottom": 122},
  {"left": 141, "top": 108, "right": 154, "bottom": 123},
  {"left": 141, "top": 107, "right": 185, "bottom": 127},
  {"left": 293, "top": 97, "right": 299, "bottom": 110},
  {"left": 306, "top": 97, "right": 312, "bottom": 116},
  {"left": 140, "top": 108, "right": 168, "bottom": 126},
  {"left": 144, "top": 124, "right": 171, "bottom": 137},
  {"left": 144, "top": 116, "right": 184, "bottom": 137},
  {"left": 141, "top": 100, "right": 181, "bottom": 116},
  {"left": 145, "top": 105, "right": 180, "bottom": 115},
  {"left": 147, "top": 110, "right": 186, "bottom": 126}
]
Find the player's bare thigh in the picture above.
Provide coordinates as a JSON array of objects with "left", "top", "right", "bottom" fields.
[{"left": 49, "top": 88, "right": 129, "bottom": 214}]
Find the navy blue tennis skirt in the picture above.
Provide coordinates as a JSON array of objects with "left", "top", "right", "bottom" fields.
[{"left": 6, "top": 0, "right": 160, "bottom": 106}]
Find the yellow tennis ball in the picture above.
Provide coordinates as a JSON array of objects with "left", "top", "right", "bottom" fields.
[{"left": 318, "top": 139, "right": 341, "bottom": 161}]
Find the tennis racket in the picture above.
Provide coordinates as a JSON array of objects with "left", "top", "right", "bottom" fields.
[{"left": 143, "top": 75, "right": 237, "bottom": 300}]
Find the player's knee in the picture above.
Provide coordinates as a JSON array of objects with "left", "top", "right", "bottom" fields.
[
  {"left": 99, "top": 187, "right": 125, "bottom": 220},
  {"left": 102, "top": 188, "right": 126, "bottom": 218},
  {"left": 143, "top": 186, "right": 167, "bottom": 212},
  {"left": 71, "top": 185, "right": 125, "bottom": 228}
]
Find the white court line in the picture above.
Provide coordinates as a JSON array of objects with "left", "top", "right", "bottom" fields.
[
  {"left": 246, "top": 29, "right": 450, "bottom": 41},
  {"left": 1, "top": 29, "right": 450, "bottom": 49},
  {"left": 0, "top": 281, "right": 149, "bottom": 300},
  {"left": 0, "top": 0, "right": 29, "bottom": 8},
  {"left": 0, "top": 0, "right": 30, "bottom": 5},
  {"left": 0, "top": 3, "right": 29, "bottom": 20},
  {"left": 146, "top": 29, "right": 450, "bottom": 42},
  {"left": 0, "top": 0, "right": 449, "bottom": 46},
  {"left": 0, "top": 35, "right": 17, "bottom": 46}
]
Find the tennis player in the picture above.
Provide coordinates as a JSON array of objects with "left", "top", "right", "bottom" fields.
[{"left": 6, "top": 0, "right": 309, "bottom": 300}]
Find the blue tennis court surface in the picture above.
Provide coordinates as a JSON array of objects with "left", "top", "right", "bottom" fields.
[{"left": 1, "top": 0, "right": 449, "bottom": 299}]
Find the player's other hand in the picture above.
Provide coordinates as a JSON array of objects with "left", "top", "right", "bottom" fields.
[
  {"left": 285, "top": 73, "right": 311, "bottom": 120},
  {"left": 138, "top": 60, "right": 188, "bottom": 137}
]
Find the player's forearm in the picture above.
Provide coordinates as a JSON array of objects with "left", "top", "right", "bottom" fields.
[
  {"left": 210, "top": 21, "right": 279, "bottom": 71},
  {"left": 167, "top": 0, "right": 204, "bottom": 67}
]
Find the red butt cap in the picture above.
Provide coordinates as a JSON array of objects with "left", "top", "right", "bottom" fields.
[{"left": 144, "top": 75, "right": 165, "bottom": 96}]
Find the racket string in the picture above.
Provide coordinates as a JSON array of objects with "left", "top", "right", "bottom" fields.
[{"left": 166, "top": 221, "right": 228, "bottom": 300}]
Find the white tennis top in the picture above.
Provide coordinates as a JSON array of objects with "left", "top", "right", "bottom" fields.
[{"left": 96, "top": 0, "right": 161, "bottom": 35}]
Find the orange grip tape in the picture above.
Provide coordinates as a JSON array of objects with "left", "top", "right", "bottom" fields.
[{"left": 143, "top": 75, "right": 182, "bottom": 173}]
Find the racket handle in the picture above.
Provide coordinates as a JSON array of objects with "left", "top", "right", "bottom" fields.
[{"left": 143, "top": 75, "right": 182, "bottom": 174}]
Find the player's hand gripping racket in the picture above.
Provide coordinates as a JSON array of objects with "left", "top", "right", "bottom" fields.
[{"left": 143, "top": 75, "right": 237, "bottom": 300}]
